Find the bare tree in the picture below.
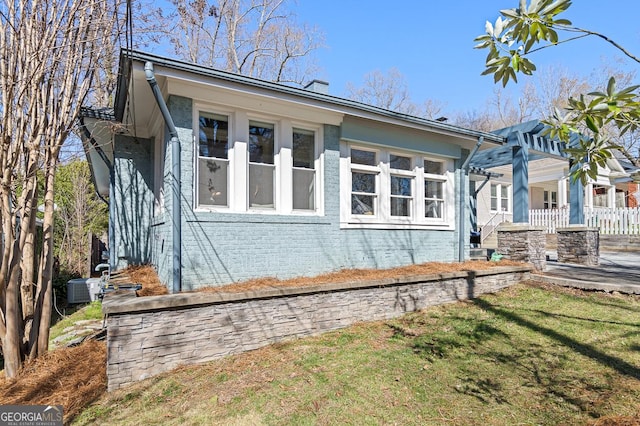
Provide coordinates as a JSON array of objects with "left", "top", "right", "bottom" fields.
[
  {"left": 346, "top": 68, "right": 446, "bottom": 120},
  {"left": 154, "top": 0, "right": 323, "bottom": 85},
  {"left": 0, "top": 0, "right": 124, "bottom": 378}
]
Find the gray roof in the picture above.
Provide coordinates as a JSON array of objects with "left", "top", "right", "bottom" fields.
[{"left": 116, "top": 49, "right": 506, "bottom": 144}]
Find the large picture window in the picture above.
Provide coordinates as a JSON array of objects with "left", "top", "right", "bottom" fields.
[{"left": 197, "top": 112, "right": 229, "bottom": 207}]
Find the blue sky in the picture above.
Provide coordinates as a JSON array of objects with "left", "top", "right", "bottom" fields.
[{"left": 293, "top": 0, "right": 640, "bottom": 116}]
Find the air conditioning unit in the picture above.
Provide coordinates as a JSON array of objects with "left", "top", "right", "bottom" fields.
[{"left": 67, "top": 278, "right": 102, "bottom": 304}]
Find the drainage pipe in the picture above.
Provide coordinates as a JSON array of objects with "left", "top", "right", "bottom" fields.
[
  {"left": 458, "top": 136, "right": 484, "bottom": 262},
  {"left": 145, "top": 62, "right": 182, "bottom": 293}
]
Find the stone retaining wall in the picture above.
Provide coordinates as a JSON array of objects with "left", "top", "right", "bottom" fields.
[{"left": 103, "top": 266, "right": 531, "bottom": 391}]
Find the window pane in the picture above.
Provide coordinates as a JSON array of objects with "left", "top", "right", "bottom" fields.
[
  {"left": 249, "top": 163, "right": 275, "bottom": 208},
  {"left": 293, "top": 168, "right": 315, "bottom": 210},
  {"left": 501, "top": 185, "right": 509, "bottom": 198},
  {"left": 249, "top": 121, "right": 274, "bottom": 164},
  {"left": 424, "top": 159, "right": 443, "bottom": 174},
  {"left": 351, "top": 149, "right": 376, "bottom": 166},
  {"left": 391, "top": 198, "right": 410, "bottom": 217},
  {"left": 425, "top": 200, "right": 443, "bottom": 218},
  {"left": 491, "top": 184, "right": 497, "bottom": 197},
  {"left": 293, "top": 128, "right": 315, "bottom": 169},
  {"left": 198, "top": 158, "right": 228, "bottom": 206},
  {"left": 352, "top": 172, "right": 376, "bottom": 193},
  {"left": 501, "top": 197, "right": 508, "bottom": 211},
  {"left": 390, "top": 154, "right": 411, "bottom": 170},
  {"left": 391, "top": 176, "right": 412, "bottom": 196},
  {"left": 352, "top": 194, "right": 375, "bottom": 215},
  {"left": 425, "top": 180, "right": 443, "bottom": 199},
  {"left": 199, "top": 112, "right": 229, "bottom": 159}
]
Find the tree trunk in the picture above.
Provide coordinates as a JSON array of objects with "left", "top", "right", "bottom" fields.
[{"left": 34, "top": 157, "right": 57, "bottom": 357}]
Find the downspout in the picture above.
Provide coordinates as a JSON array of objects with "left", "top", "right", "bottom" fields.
[
  {"left": 145, "top": 62, "right": 182, "bottom": 293},
  {"left": 458, "top": 136, "right": 484, "bottom": 261}
]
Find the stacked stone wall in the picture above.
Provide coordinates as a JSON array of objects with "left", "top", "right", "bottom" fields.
[{"left": 103, "top": 266, "right": 531, "bottom": 390}]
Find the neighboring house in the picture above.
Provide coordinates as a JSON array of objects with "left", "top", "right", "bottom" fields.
[{"left": 81, "top": 50, "right": 506, "bottom": 292}]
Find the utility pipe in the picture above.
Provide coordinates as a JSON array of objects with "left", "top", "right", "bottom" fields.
[
  {"left": 145, "top": 62, "right": 182, "bottom": 293},
  {"left": 458, "top": 136, "right": 484, "bottom": 262}
]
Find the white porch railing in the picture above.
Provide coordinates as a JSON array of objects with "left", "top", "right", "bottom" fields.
[{"left": 529, "top": 207, "right": 640, "bottom": 234}]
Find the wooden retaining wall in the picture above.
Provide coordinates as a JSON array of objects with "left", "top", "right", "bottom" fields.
[{"left": 102, "top": 266, "right": 531, "bottom": 390}]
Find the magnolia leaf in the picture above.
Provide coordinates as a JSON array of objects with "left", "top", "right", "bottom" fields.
[
  {"left": 485, "top": 20, "right": 494, "bottom": 35},
  {"left": 607, "top": 77, "right": 616, "bottom": 97}
]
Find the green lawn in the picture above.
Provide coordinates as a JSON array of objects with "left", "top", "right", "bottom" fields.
[{"left": 74, "top": 282, "right": 640, "bottom": 425}]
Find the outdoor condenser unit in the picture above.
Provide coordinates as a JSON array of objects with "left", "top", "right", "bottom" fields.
[{"left": 67, "top": 278, "right": 102, "bottom": 304}]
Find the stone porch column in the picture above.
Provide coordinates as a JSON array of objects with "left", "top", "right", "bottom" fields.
[
  {"left": 496, "top": 223, "right": 546, "bottom": 271},
  {"left": 556, "top": 226, "right": 600, "bottom": 266}
]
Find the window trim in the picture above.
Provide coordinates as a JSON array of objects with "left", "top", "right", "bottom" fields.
[
  {"left": 341, "top": 142, "right": 455, "bottom": 229},
  {"left": 192, "top": 104, "right": 324, "bottom": 216}
]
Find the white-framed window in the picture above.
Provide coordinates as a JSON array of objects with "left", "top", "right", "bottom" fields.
[
  {"left": 292, "top": 128, "right": 317, "bottom": 211},
  {"left": 197, "top": 112, "right": 230, "bottom": 207},
  {"left": 194, "top": 106, "right": 322, "bottom": 215},
  {"left": 424, "top": 159, "right": 445, "bottom": 219},
  {"left": 490, "top": 183, "right": 510, "bottom": 212},
  {"left": 248, "top": 120, "right": 276, "bottom": 209},
  {"left": 543, "top": 190, "right": 557, "bottom": 209},
  {"left": 390, "top": 154, "right": 414, "bottom": 218},
  {"left": 350, "top": 148, "right": 379, "bottom": 216},
  {"left": 341, "top": 143, "right": 454, "bottom": 228}
]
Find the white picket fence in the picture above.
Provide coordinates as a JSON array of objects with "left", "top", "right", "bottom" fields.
[{"left": 529, "top": 207, "right": 640, "bottom": 234}]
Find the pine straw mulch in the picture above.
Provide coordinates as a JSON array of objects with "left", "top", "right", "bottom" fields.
[
  {"left": 193, "top": 259, "right": 528, "bottom": 295},
  {"left": 0, "top": 340, "right": 106, "bottom": 424},
  {"left": 123, "top": 260, "right": 529, "bottom": 297}
]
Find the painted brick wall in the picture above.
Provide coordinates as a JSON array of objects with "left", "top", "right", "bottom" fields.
[
  {"left": 149, "top": 99, "right": 464, "bottom": 290},
  {"left": 111, "top": 135, "right": 155, "bottom": 269},
  {"left": 104, "top": 266, "right": 531, "bottom": 390},
  {"left": 119, "top": 96, "right": 472, "bottom": 290}
]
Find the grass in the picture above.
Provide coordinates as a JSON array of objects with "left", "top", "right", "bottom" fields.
[
  {"left": 48, "top": 301, "right": 103, "bottom": 343},
  {"left": 72, "top": 281, "right": 640, "bottom": 425}
]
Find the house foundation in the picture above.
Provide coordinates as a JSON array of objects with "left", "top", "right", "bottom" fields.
[
  {"left": 496, "top": 223, "right": 546, "bottom": 271},
  {"left": 556, "top": 226, "right": 599, "bottom": 266}
]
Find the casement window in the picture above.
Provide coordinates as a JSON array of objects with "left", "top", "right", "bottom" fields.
[
  {"left": 342, "top": 144, "right": 454, "bottom": 228},
  {"left": 490, "top": 183, "right": 510, "bottom": 212},
  {"left": 543, "top": 190, "right": 557, "bottom": 209},
  {"left": 195, "top": 108, "right": 322, "bottom": 215},
  {"left": 197, "top": 112, "right": 230, "bottom": 207}
]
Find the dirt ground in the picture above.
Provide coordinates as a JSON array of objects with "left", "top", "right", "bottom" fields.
[{"left": 0, "top": 259, "right": 528, "bottom": 423}]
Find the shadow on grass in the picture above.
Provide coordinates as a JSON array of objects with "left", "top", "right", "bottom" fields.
[
  {"left": 472, "top": 298, "right": 640, "bottom": 380},
  {"left": 517, "top": 307, "right": 640, "bottom": 329}
]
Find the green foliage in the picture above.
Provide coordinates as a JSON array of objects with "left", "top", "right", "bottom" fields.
[
  {"left": 54, "top": 160, "right": 108, "bottom": 275},
  {"left": 475, "top": 0, "right": 640, "bottom": 184}
]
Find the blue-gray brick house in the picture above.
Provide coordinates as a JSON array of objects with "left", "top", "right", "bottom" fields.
[{"left": 82, "top": 50, "right": 508, "bottom": 292}]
